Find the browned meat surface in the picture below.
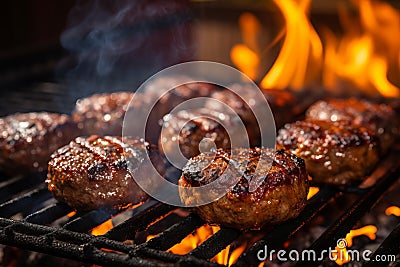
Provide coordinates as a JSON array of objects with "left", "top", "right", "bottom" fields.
[
  {"left": 0, "top": 112, "right": 80, "bottom": 176},
  {"left": 72, "top": 92, "right": 134, "bottom": 136},
  {"left": 143, "top": 77, "right": 219, "bottom": 144},
  {"left": 46, "top": 136, "right": 165, "bottom": 211},
  {"left": 276, "top": 120, "right": 380, "bottom": 185},
  {"left": 306, "top": 98, "right": 398, "bottom": 153},
  {"left": 179, "top": 148, "right": 309, "bottom": 230},
  {"left": 159, "top": 109, "right": 247, "bottom": 161},
  {"left": 204, "top": 84, "right": 262, "bottom": 146}
]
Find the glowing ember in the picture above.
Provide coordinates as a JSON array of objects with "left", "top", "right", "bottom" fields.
[
  {"left": 147, "top": 224, "right": 246, "bottom": 265},
  {"left": 91, "top": 219, "right": 114, "bottom": 236},
  {"left": 385, "top": 206, "right": 400, "bottom": 216},
  {"left": 67, "top": 211, "right": 76, "bottom": 217},
  {"left": 307, "top": 187, "right": 320, "bottom": 200},
  {"left": 332, "top": 225, "right": 377, "bottom": 265}
]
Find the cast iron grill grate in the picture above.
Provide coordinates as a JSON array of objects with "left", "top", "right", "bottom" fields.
[{"left": 0, "top": 147, "right": 399, "bottom": 267}]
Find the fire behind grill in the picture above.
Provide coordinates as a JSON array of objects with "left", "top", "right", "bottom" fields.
[{"left": 0, "top": 134, "right": 399, "bottom": 266}]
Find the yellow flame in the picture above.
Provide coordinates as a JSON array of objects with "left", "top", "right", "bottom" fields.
[
  {"left": 307, "top": 187, "right": 320, "bottom": 200},
  {"left": 231, "top": 0, "right": 400, "bottom": 97},
  {"left": 333, "top": 225, "right": 377, "bottom": 265},
  {"left": 385, "top": 206, "right": 400, "bottom": 216},
  {"left": 323, "top": 0, "right": 400, "bottom": 97},
  {"left": 260, "top": 0, "right": 322, "bottom": 90},
  {"left": 147, "top": 224, "right": 246, "bottom": 265}
]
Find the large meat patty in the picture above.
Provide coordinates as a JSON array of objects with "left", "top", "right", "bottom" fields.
[
  {"left": 276, "top": 120, "right": 380, "bottom": 185},
  {"left": 179, "top": 148, "right": 309, "bottom": 230},
  {"left": 0, "top": 112, "right": 80, "bottom": 176},
  {"left": 46, "top": 136, "right": 165, "bottom": 210},
  {"left": 306, "top": 98, "right": 397, "bottom": 154}
]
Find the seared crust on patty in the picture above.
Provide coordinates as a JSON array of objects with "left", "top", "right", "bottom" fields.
[
  {"left": 179, "top": 148, "right": 309, "bottom": 230},
  {"left": 46, "top": 136, "right": 165, "bottom": 211},
  {"left": 72, "top": 92, "right": 133, "bottom": 136},
  {"left": 0, "top": 112, "right": 80, "bottom": 176},
  {"left": 276, "top": 120, "right": 380, "bottom": 185},
  {"left": 306, "top": 98, "right": 397, "bottom": 153}
]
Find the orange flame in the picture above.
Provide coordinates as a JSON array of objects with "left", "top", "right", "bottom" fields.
[
  {"left": 324, "top": 0, "right": 400, "bottom": 97},
  {"left": 67, "top": 211, "right": 76, "bottom": 218},
  {"left": 332, "top": 225, "right": 377, "bottom": 265},
  {"left": 91, "top": 219, "right": 114, "bottom": 236},
  {"left": 231, "top": 0, "right": 400, "bottom": 97},
  {"left": 147, "top": 224, "right": 246, "bottom": 265},
  {"left": 385, "top": 206, "right": 400, "bottom": 216},
  {"left": 307, "top": 187, "right": 320, "bottom": 200}
]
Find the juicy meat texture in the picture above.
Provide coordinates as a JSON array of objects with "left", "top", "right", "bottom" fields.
[
  {"left": 306, "top": 98, "right": 398, "bottom": 154},
  {"left": 179, "top": 148, "right": 309, "bottom": 230},
  {"left": 46, "top": 136, "right": 165, "bottom": 211},
  {"left": 72, "top": 92, "right": 134, "bottom": 136},
  {"left": 159, "top": 109, "right": 247, "bottom": 161},
  {"left": 204, "top": 85, "right": 263, "bottom": 147},
  {"left": 276, "top": 120, "right": 380, "bottom": 185},
  {"left": 143, "top": 77, "right": 219, "bottom": 144},
  {"left": 0, "top": 112, "right": 80, "bottom": 176}
]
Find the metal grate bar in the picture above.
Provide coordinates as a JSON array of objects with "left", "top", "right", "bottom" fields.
[
  {"left": 24, "top": 202, "right": 73, "bottom": 224},
  {"left": 0, "top": 173, "right": 45, "bottom": 203},
  {"left": 233, "top": 185, "right": 337, "bottom": 266},
  {"left": 363, "top": 222, "right": 400, "bottom": 267},
  {"left": 0, "top": 184, "right": 51, "bottom": 218},
  {"left": 189, "top": 228, "right": 241, "bottom": 260},
  {"left": 105, "top": 202, "right": 174, "bottom": 241},
  {"left": 145, "top": 214, "right": 204, "bottom": 251},
  {"left": 63, "top": 208, "right": 119, "bottom": 233},
  {"left": 294, "top": 158, "right": 400, "bottom": 267}
]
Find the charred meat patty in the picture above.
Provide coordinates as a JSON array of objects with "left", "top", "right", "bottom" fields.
[
  {"left": 72, "top": 92, "right": 134, "bottom": 136},
  {"left": 306, "top": 98, "right": 397, "bottom": 153},
  {"left": 46, "top": 136, "right": 165, "bottom": 211},
  {"left": 276, "top": 120, "right": 380, "bottom": 185},
  {"left": 179, "top": 148, "right": 309, "bottom": 230},
  {"left": 0, "top": 112, "right": 80, "bottom": 176}
]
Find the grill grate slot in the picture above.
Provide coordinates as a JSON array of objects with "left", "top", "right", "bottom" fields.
[
  {"left": 24, "top": 202, "right": 73, "bottom": 224},
  {"left": 189, "top": 228, "right": 241, "bottom": 260},
  {"left": 145, "top": 214, "right": 204, "bottom": 251},
  {"left": 363, "top": 222, "right": 400, "bottom": 267},
  {"left": 0, "top": 173, "right": 45, "bottom": 203},
  {"left": 0, "top": 185, "right": 51, "bottom": 218},
  {"left": 294, "top": 152, "right": 400, "bottom": 267}
]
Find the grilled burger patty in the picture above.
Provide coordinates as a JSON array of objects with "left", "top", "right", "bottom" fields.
[
  {"left": 306, "top": 98, "right": 397, "bottom": 153},
  {"left": 179, "top": 148, "right": 309, "bottom": 230},
  {"left": 277, "top": 120, "right": 380, "bottom": 185},
  {"left": 72, "top": 92, "right": 134, "bottom": 136},
  {"left": 159, "top": 109, "right": 246, "bottom": 160},
  {"left": 46, "top": 136, "right": 165, "bottom": 210},
  {"left": 0, "top": 112, "right": 80, "bottom": 176}
]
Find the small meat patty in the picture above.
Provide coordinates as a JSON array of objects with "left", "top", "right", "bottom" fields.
[
  {"left": 0, "top": 112, "right": 80, "bottom": 176},
  {"left": 72, "top": 92, "right": 133, "bottom": 136},
  {"left": 159, "top": 109, "right": 246, "bottom": 161},
  {"left": 306, "top": 98, "right": 397, "bottom": 154},
  {"left": 179, "top": 148, "right": 309, "bottom": 230},
  {"left": 46, "top": 136, "right": 165, "bottom": 210},
  {"left": 277, "top": 120, "right": 380, "bottom": 185},
  {"left": 204, "top": 84, "right": 263, "bottom": 147}
]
